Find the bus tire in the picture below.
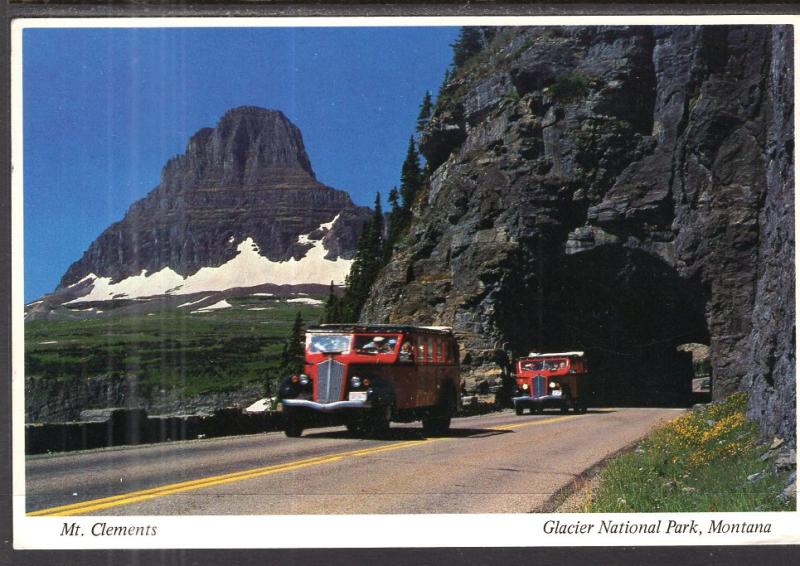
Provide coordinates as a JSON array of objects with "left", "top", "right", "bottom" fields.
[
  {"left": 423, "top": 386, "right": 456, "bottom": 435},
  {"left": 284, "top": 417, "right": 304, "bottom": 438},
  {"left": 515, "top": 405, "right": 524, "bottom": 416},
  {"left": 365, "top": 405, "right": 392, "bottom": 438},
  {"left": 422, "top": 415, "right": 451, "bottom": 435},
  {"left": 560, "top": 387, "right": 573, "bottom": 414}
]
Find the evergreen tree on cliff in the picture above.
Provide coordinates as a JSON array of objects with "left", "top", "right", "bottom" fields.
[
  {"left": 451, "top": 27, "right": 484, "bottom": 67},
  {"left": 336, "top": 193, "right": 385, "bottom": 322},
  {"left": 367, "top": 192, "right": 385, "bottom": 264},
  {"left": 400, "top": 137, "right": 422, "bottom": 213},
  {"left": 384, "top": 186, "right": 402, "bottom": 260},
  {"left": 416, "top": 91, "right": 433, "bottom": 132}
]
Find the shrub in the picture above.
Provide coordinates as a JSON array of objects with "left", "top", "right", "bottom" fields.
[{"left": 549, "top": 72, "right": 590, "bottom": 102}]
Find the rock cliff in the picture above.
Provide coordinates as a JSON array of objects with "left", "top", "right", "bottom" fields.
[{"left": 361, "top": 26, "right": 795, "bottom": 442}]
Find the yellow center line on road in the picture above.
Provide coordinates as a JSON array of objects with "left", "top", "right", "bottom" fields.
[
  {"left": 492, "top": 415, "right": 577, "bottom": 431},
  {"left": 27, "top": 439, "right": 435, "bottom": 517},
  {"left": 28, "top": 414, "right": 577, "bottom": 517}
]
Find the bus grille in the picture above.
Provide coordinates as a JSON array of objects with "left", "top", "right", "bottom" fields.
[
  {"left": 532, "top": 375, "right": 546, "bottom": 399},
  {"left": 316, "top": 359, "right": 345, "bottom": 403}
]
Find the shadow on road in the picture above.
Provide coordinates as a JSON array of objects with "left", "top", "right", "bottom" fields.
[
  {"left": 304, "top": 427, "right": 514, "bottom": 441},
  {"left": 511, "top": 408, "right": 617, "bottom": 416}
]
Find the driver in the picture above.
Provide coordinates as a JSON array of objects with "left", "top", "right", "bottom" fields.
[{"left": 363, "top": 336, "right": 391, "bottom": 353}]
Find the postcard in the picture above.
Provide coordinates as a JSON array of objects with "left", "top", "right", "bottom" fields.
[{"left": 10, "top": 14, "right": 799, "bottom": 549}]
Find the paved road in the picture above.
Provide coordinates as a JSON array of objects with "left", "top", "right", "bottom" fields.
[{"left": 26, "top": 407, "right": 682, "bottom": 515}]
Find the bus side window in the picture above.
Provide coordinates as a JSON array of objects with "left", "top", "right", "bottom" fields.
[
  {"left": 417, "top": 336, "right": 425, "bottom": 364},
  {"left": 426, "top": 336, "right": 434, "bottom": 363}
]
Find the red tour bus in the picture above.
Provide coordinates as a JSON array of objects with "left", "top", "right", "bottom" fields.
[
  {"left": 278, "top": 324, "right": 460, "bottom": 437},
  {"left": 512, "top": 351, "right": 589, "bottom": 414}
]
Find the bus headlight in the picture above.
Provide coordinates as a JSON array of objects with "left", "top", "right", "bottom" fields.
[
  {"left": 350, "top": 376, "right": 362, "bottom": 388},
  {"left": 549, "top": 381, "right": 559, "bottom": 389},
  {"left": 299, "top": 374, "right": 310, "bottom": 386},
  {"left": 522, "top": 383, "right": 529, "bottom": 390}
]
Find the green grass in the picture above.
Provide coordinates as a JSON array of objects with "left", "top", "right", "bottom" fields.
[
  {"left": 25, "top": 295, "right": 323, "bottom": 398},
  {"left": 586, "top": 393, "right": 795, "bottom": 512}
]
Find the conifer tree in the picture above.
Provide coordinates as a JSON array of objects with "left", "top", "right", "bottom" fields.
[
  {"left": 480, "top": 26, "right": 497, "bottom": 45},
  {"left": 388, "top": 186, "right": 400, "bottom": 215},
  {"left": 416, "top": 91, "right": 433, "bottom": 132},
  {"left": 323, "top": 281, "right": 341, "bottom": 323},
  {"left": 279, "top": 311, "right": 305, "bottom": 376},
  {"left": 337, "top": 193, "right": 385, "bottom": 322},
  {"left": 450, "top": 27, "right": 484, "bottom": 68},
  {"left": 399, "top": 137, "right": 422, "bottom": 213},
  {"left": 368, "top": 192, "right": 384, "bottom": 261},
  {"left": 384, "top": 186, "right": 402, "bottom": 260}
]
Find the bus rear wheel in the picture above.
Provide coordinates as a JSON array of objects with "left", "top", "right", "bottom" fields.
[
  {"left": 515, "top": 405, "right": 524, "bottom": 416},
  {"left": 422, "top": 415, "right": 451, "bottom": 435},
  {"left": 423, "top": 388, "right": 456, "bottom": 435}
]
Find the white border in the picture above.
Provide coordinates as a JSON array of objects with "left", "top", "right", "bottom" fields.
[{"left": 11, "top": 15, "right": 800, "bottom": 549}]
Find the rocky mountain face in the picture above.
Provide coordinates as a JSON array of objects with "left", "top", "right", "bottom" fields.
[
  {"left": 57, "top": 106, "right": 371, "bottom": 292},
  {"left": 361, "top": 26, "right": 795, "bottom": 442}
]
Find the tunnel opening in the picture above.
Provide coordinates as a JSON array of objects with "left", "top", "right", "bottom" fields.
[
  {"left": 678, "top": 342, "right": 713, "bottom": 403},
  {"left": 498, "top": 245, "right": 710, "bottom": 407}
]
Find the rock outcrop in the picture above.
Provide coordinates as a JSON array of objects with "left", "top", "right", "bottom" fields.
[
  {"left": 58, "top": 106, "right": 371, "bottom": 291},
  {"left": 361, "top": 26, "right": 795, "bottom": 442}
]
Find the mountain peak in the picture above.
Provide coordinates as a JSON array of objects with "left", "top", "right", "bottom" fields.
[
  {"left": 163, "top": 105, "right": 316, "bottom": 188},
  {"left": 55, "top": 107, "right": 371, "bottom": 292}
]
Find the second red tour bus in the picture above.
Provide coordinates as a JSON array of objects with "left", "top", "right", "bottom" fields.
[
  {"left": 278, "top": 324, "right": 460, "bottom": 437},
  {"left": 512, "top": 351, "right": 590, "bottom": 414}
]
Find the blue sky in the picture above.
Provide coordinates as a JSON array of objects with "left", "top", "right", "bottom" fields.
[{"left": 23, "top": 26, "right": 460, "bottom": 301}]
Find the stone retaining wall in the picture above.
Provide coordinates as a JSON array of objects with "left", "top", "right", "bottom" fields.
[{"left": 25, "top": 407, "right": 282, "bottom": 455}]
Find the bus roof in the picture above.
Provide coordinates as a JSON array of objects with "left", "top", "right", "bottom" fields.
[
  {"left": 524, "top": 351, "right": 585, "bottom": 358},
  {"left": 308, "top": 324, "right": 453, "bottom": 336}
]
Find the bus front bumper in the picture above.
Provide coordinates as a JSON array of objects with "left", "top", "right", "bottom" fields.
[
  {"left": 279, "top": 399, "right": 372, "bottom": 412},
  {"left": 512, "top": 394, "right": 564, "bottom": 407}
]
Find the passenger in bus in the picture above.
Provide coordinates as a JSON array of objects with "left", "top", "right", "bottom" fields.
[{"left": 399, "top": 342, "right": 414, "bottom": 362}]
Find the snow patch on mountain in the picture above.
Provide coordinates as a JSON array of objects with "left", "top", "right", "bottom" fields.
[
  {"left": 286, "top": 297, "right": 325, "bottom": 306},
  {"left": 177, "top": 296, "right": 211, "bottom": 308},
  {"left": 66, "top": 216, "right": 351, "bottom": 303},
  {"left": 193, "top": 299, "right": 232, "bottom": 312}
]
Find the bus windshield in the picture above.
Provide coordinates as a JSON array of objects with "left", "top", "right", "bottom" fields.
[
  {"left": 521, "top": 359, "right": 568, "bottom": 371},
  {"left": 307, "top": 334, "right": 351, "bottom": 354}
]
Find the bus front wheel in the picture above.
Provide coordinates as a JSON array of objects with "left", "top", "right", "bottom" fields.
[
  {"left": 365, "top": 406, "right": 392, "bottom": 438},
  {"left": 284, "top": 417, "right": 304, "bottom": 438}
]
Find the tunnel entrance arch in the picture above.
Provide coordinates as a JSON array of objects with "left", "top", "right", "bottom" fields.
[{"left": 497, "top": 245, "right": 710, "bottom": 407}]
